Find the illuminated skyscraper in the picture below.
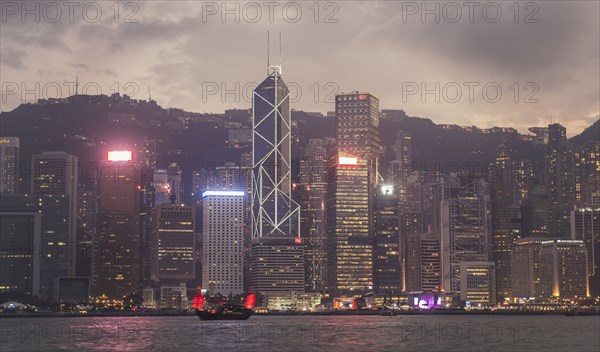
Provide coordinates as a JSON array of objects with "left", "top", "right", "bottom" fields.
[
  {"left": 95, "top": 150, "right": 141, "bottom": 298},
  {"left": 202, "top": 190, "right": 244, "bottom": 294},
  {"left": 295, "top": 138, "right": 331, "bottom": 292},
  {"left": 571, "top": 207, "right": 599, "bottom": 296},
  {"left": 511, "top": 237, "right": 544, "bottom": 298},
  {"left": 374, "top": 184, "right": 402, "bottom": 294},
  {"left": 459, "top": 261, "right": 496, "bottom": 306},
  {"left": 490, "top": 144, "right": 516, "bottom": 299},
  {"left": 539, "top": 239, "right": 588, "bottom": 299},
  {"left": 441, "top": 175, "right": 491, "bottom": 294},
  {"left": 151, "top": 203, "right": 195, "bottom": 285},
  {"left": 326, "top": 156, "right": 372, "bottom": 295},
  {"left": 545, "top": 123, "right": 575, "bottom": 236},
  {"left": 335, "top": 92, "right": 381, "bottom": 185},
  {"left": 32, "top": 151, "right": 78, "bottom": 277},
  {"left": 0, "top": 137, "right": 19, "bottom": 194},
  {"left": 250, "top": 65, "right": 304, "bottom": 293}
]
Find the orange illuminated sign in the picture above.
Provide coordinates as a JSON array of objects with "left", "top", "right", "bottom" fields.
[{"left": 107, "top": 150, "right": 132, "bottom": 161}]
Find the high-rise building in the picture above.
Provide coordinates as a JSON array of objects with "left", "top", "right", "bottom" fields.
[
  {"left": 573, "top": 142, "right": 600, "bottom": 206},
  {"left": 374, "top": 184, "right": 402, "bottom": 295},
  {"left": 0, "top": 137, "right": 19, "bottom": 194},
  {"left": 511, "top": 237, "right": 544, "bottom": 298},
  {"left": 0, "top": 194, "right": 69, "bottom": 300},
  {"left": 76, "top": 187, "right": 97, "bottom": 278},
  {"left": 167, "top": 162, "right": 184, "bottom": 204},
  {"left": 459, "top": 261, "right": 496, "bottom": 306},
  {"left": 419, "top": 232, "right": 441, "bottom": 292},
  {"left": 0, "top": 200, "right": 41, "bottom": 297},
  {"left": 335, "top": 92, "right": 381, "bottom": 185},
  {"left": 521, "top": 185, "right": 551, "bottom": 238},
  {"left": 441, "top": 175, "right": 491, "bottom": 294},
  {"left": 31, "top": 152, "right": 78, "bottom": 277},
  {"left": 326, "top": 156, "right": 372, "bottom": 295},
  {"left": 571, "top": 207, "right": 600, "bottom": 297},
  {"left": 151, "top": 203, "right": 195, "bottom": 285},
  {"left": 490, "top": 144, "right": 516, "bottom": 299},
  {"left": 544, "top": 123, "right": 575, "bottom": 236},
  {"left": 390, "top": 130, "right": 412, "bottom": 183},
  {"left": 539, "top": 239, "right": 588, "bottom": 299},
  {"left": 95, "top": 150, "right": 141, "bottom": 298},
  {"left": 250, "top": 65, "right": 303, "bottom": 293},
  {"left": 135, "top": 137, "right": 157, "bottom": 170},
  {"left": 202, "top": 190, "right": 244, "bottom": 294},
  {"left": 295, "top": 138, "right": 331, "bottom": 292}
]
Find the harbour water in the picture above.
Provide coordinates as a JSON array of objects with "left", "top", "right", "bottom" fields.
[{"left": 1, "top": 315, "right": 599, "bottom": 351}]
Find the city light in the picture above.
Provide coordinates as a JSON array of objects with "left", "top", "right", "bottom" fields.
[
  {"left": 107, "top": 150, "right": 132, "bottom": 161},
  {"left": 338, "top": 156, "right": 358, "bottom": 165},
  {"left": 202, "top": 190, "right": 244, "bottom": 197}
]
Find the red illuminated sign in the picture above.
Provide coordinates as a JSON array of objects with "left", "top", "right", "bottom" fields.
[
  {"left": 358, "top": 94, "right": 367, "bottom": 100},
  {"left": 294, "top": 237, "right": 303, "bottom": 244}
]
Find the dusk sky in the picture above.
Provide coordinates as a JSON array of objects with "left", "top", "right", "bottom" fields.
[{"left": 1, "top": 1, "right": 598, "bottom": 135}]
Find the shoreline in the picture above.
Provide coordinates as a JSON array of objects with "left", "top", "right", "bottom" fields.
[{"left": 1, "top": 310, "right": 591, "bottom": 318}]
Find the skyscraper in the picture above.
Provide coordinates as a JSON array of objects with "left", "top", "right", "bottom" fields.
[
  {"left": 490, "top": 144, "right": 516, "bottom": 299},
  {"left": 95, "top": 150, "right": 141, "bottom": 298},
  {"left": 441, "top": 175, "right": 491, "bottom": 294},
  {"left": 250, "top": 65, "right": 304, "bottom": 293},
  {"left": 545, "top": 123, "right": 575, "bottom": 236},
  {"left": 151, "top": 203, "right": 195, "bottom": 285},
  {"left": 202, "top": 190, "right": 244, "bottom": 294},
  {"left": 539, "top": 239, "right": 588, "bottom": 299},
  {"left": 0, "top": 137, "right": 19, "bottom": 194},
  {"left": 32, "top": 151, "right": 78, "bottom": 277},
  {"left": 167, "top": 162, "right": 184, "bottom": 204},
  {"left": 571, "top": 207, "right": 599, "bottom": 296},
  {"left": 335, "top": 92, "right": 381, "bottom": 185},
  {"left": 459, "top": 261, "right": 496, "bottom": 306},
  {"left": 374, "top": 184, "right": 402, "bottom": 295},
  {"left": 326, "top": 156, "right": 372, "bottom": 295},
  {"left": 511, "top": 237, "right": 544, "bottom": 298},
  {"left": 295, "top": 138, "right": 331, "bottom": 292},
  {"left": 0, "top": 198, "right": 41, "bottom": 297}
]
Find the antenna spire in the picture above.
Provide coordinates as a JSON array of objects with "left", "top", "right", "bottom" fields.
[
  {"left": 267, "top": 30, "right": 270, "bottom": 74},
  {"left": 279, "top": 31, "right": 282, "bottom": 67},
  {"left": 75, "top": 76, "right": 79, "bottom": 96}
]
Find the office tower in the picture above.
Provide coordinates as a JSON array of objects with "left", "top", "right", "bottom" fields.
[
  {"left": 152, "top": 169, "right": 171, "bottom": 205},
  {"left": 573, "top": 142, "right": 600, "bottom": 206},
  {"left": 95, "top": 150, "right": 141, "bottom": 298},
  {"left": 390, "top": 130, "right": 412, "bottom": 183},
  {"left": 521, "top": 185, "right": 551, "bottom": 238},
  {"left": 490, "top": 144, "right": 516, "bottom": 299},
  {"left": 250, "top": 65, "right": 304, "bottom": 293},
  {"left": 335, "top": 92, "right": 381, "bottom": 185},
  {"left": 0, "top": 137, "right": 19, "bottom": 194},
  {"left": 31, "top": 151, "right": 78, "bottom": 277},
  {"left": 326, "top": 156, "right": 372, "bottom": 295},
  {"left": 441, "top": 175, "right": 491, "bottom": 294},
  {"left": 151, "top": 203, "right": 195, "bottom": 285},
  {"left": 76, "top": 187, "right": 97, "bottom": 278},
  {"left": 512, "top": 160, "right": 537, "bottom": 205},
  {"left": 296, "top": 138, "right": 330, "bottom": 292},
  {"left": 0, "top": 194, "right": 69, "bottom": 300},
  {"left": 419, "top": 232, "right": 441, "bottom": 292},
  {"left": 201, "top": 190, "right": 244, "bottom": 294},
  {"left": 511, "top": 237, "right": 544, "bottom": 298},
  {"left": 545, "top": 123, "right": 575, "bottom": 236},
  {"left": 193, "top": 168, "right": 219, "bottom": 195},
  {"left": 374, "top": 184, "right": 402, "bottom": 294},
  {"left": 571, "top": 207, "right": 600, "bottom": 296},
  {"left": 0, "top": 199, "right": 41, "bottom": 297},
  {"left": 459, "top": 261, "right": 496, "bottom": 306},
  {"left": 539, "top": 239, "right": 588, "bottom": 299},
  {"left": 167, "top": 162, "right": 184, "bottom": 204}
]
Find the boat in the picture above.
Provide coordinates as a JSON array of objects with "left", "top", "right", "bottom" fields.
[{"left": 195, "top": 304, "right": 253, "bottom": 320}]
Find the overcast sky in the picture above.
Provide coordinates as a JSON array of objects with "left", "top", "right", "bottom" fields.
[{"left": 1, "top": 1, "right": 598, "bottom": 136}]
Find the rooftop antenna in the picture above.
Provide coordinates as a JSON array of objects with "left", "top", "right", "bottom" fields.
[
  {"left": 148, "top": 86, "right": 152, "bottom": 101},
  {"left": 279, "top": 31, "right": 282, "bottom": 67},
  {"left": 267, "top": 30, "right": 270, "bottom": 74},
  {"left": 75, "top": 76, "right": 79, "bottom": 96}
]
